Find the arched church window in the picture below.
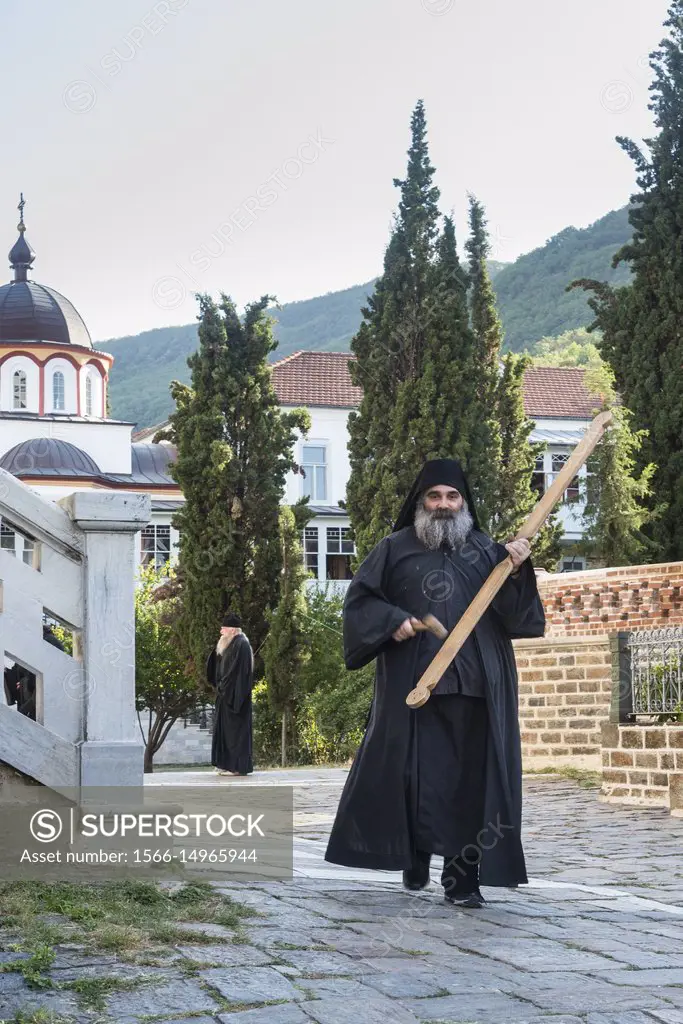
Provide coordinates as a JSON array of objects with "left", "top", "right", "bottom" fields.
[
  {"left": 85, "top": 375, "right": 93, "bottom": 416},
  {"left": 12, "top": 370, "right": 27, "bottom": 410},
  {"left": 53, "top": 371, "right": 65, "bottom": 411}
]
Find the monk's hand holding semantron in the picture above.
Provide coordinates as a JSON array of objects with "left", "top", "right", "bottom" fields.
[
  {"left": 392, "top": 616, "right": 422, "bottom": 642},
  {"left": 505, "top": 538, "right": 531, "bottom": 574}
]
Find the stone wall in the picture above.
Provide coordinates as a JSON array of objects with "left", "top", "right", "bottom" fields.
[
  {"left": 155, "top": 720, "right": 212, "bottom": 766},
  {"left": 514, "top": 635, "right": 612, "bottom": 769},
  {"left": 537, "top": 561, "right": 683, "bottom": 638},
  {"left": 600, "top": 722, "right": 683, "bottom": 814}
]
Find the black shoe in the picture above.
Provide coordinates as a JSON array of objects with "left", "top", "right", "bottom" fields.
[
  {"left": 445, "top": 888, "right": 486, "bottom": 908},
  {"left": 402, "top": 856, "right": 431, "bottom": 891}
]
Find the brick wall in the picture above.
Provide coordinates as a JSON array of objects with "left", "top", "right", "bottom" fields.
[
  {"left": 600, "top": 722, "right": 683, "bottom": 814},
  {"left": 514, "top": 635, "right": 612, "bottom": 769},
  {"left": 536, "top": 561, "right": 683, "bottom": 638}
]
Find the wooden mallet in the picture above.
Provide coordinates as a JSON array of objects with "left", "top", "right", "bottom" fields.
[
  {"left": 410, "top": 613, "right": 448, "bottom": 640},
  {"left": 405, "top": 410, "right": 614, "bottom": 709}
]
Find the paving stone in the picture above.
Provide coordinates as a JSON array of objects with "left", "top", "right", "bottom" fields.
[
  {"left": 274, "top": 898, "right": 378, "bottom": 922},
  {"left": 299, "top": 996, "right": 421, "bottom": 1023},
  {"left": 105, "top": 978, "right": 221, "bottom": 1017},
  {"left": 175, "top": 920, "right": 238, "bottom": 938},
  {"left": 653, "top": 991, "right": 683, "bottom": 1010},
  {"left": 201, "top": 966, "right": 304, "bottom": 1004},
  {"left": 278, "top": 949, "right": 372, "bottom": 976},
  {"left": 244, "top": 925, "right": 337, "bottom": 949},
  {"left": 509, "top": 972, "right": 673, "bottom": 1014},
  {"left": 0, "top": 952, "right": 29, "bottom": 964},
  {"left": 0, "top": 982, "right": 81, "bottom": 1017},
  {"left": 587, "top": 1014, "right": 665, "bottom": 1024},
  {"left": 593, "top": 968, "right": 683, "bottom": 987},
  {"left": 359, "top": 968, "right": 454, "bottom": 998},
  {"left": 398, "top": 991, "right": 537, "bottom": 1020},
  {"left": 216, "top": 1002, "right": 311, "bottom": 1022},
  {"left": 294, "top": 977, "right": 369, "bottom": 998},
  {"left": 444, "top": 935, "right": 624, "bottom": 972},
  {"left": 0, "top": 974, "right": 31, "bottom": 993},
  {"left": 347, "top": 921, "right": 449, "bottom": 954},
  {"left": 178, "top": 942, "right": 273, "bottom": 965},
  {"left": 308, "top": 928, "right": 414, "bottom": 958},
  {"left": 125, "top": 1019, "right": 217, "bottom": 1024},
  {"left": 649, "top": 1012, "right": 683, "bottom": 1024},
  {"left": 49, "top": 963, "right": 173, "bottom": 982}
]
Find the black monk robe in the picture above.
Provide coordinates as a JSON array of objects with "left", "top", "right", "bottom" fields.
[
  {"left": 324, "top": 526, "right": 545, "bottom": 886},
  {"left": 206, "top": 633, "right": 255, "bottom": 775}
]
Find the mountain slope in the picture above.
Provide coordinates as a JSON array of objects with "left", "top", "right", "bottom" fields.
[
  {"left": 493, "top": 207, "right": 632, "bottom": 351},
  {"left": 103, "top": 207, "right": 633, "bottom": 428}
]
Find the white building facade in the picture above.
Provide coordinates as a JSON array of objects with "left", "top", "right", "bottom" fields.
[{"left": 273, "top": 354, "right": 598, "bottom": 584}]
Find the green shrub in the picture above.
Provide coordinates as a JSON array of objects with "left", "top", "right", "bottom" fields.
[
  {"left": 252, "top": 680, "right": 282, "bottom": 766},
  {"left": 269, "top": 585, "right": 375, "bottom": 765}
]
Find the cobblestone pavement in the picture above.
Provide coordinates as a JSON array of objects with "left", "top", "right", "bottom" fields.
[{"left": 1, "top": 769, "right": 682, "bottom": 1023}]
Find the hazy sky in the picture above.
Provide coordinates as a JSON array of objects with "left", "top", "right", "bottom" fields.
[{"left": 0, "top": 0, "right": 671, "bottom": 342}]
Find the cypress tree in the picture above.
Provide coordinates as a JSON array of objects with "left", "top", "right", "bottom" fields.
[
  {"left": 465, "top": 197, "right": 563, "bottom": 564},
  {"left": 347, "top": 102, "right": 474, "bottom": 559},
  {"left": 168, "top": 294, "right": 310, "bottom": 682},
  {"left": 464, "top": 195, "right": 504, "bottom": 531},
  {"left": 575, "top": 1, "right": 683, "bottom": 560}
]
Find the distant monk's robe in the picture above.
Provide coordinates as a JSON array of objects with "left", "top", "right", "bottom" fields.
[{"left": 206, "top": 633, "right": 254, "bottom": 775}]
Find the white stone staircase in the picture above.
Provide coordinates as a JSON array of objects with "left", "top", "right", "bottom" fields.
[{"left": 0, "top": 468, "right": 149, "bottom": 792}]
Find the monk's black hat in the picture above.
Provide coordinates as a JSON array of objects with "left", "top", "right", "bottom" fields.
[
  {"left": 392, "top": 458, "right": 481, "bottom": 532},
  {"left": 222, "top": 611, "right": 242, "bottom": 627}
]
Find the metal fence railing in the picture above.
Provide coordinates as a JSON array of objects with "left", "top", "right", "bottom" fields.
[
  {"left": 183, "top": 704, "right": 215, "bottom": 731},
  {"left": 628, "top": 627, "right": 683, "bottom": 718}
]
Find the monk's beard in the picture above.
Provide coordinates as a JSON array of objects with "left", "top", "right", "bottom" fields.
[
  {"left": 414, "top": 500, "right": 474, "bottom": 550},
  {"left": 216, "top": 633, "right": 236, "bottom": 655}
]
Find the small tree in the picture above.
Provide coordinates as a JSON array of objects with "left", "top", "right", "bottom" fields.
[
  {"left": 262, "top": 504, "right": 312, "bottom": 766},
  {"left": 495, "top": 352, "right": 564, "bottom": 568},
  {"left": 135, "top": 563, "right": 203, "bottom": 773},
  {"left": 577, "top": 363, "right": 658, "bottom": 567},
  {"left": 296, "top": 586, "right": 375, "bottom": 764}
]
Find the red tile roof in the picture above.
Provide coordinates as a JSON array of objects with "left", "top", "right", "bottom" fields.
[
  {"left": 271, "top": 351, "right": 363, "bottom": 408},
  {"left": 271, "top": 351, "right": 600, "bottom": 419}
]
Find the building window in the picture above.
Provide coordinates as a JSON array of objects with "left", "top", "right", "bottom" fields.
[
  {"left": 53, "top": 371, "right": 65, "bottom": 411},
  {"left": 303, "top": 527, "right": 319, "bottom": 578},
  {"left": 85, "top": 375, "right": 93, "bottom": 416},
  {"left": 140, "top": 524, "right": 171, "bottom": 570},
  {"left": 301, "top": 445, "right": 327, "bottom": 501},
  {"left": 0, "top": 519, "right": 34, "bottom": 564},
  {"left": 531, "top": 454, "right": 545, "bottom": 497},
  {"left": 326, "top": 526, "right": 354, "bottom": 580},
  {"left": 561, "top": 556, "right": 586, "bottom": 573},
  {"left": 551, "top": 452, "right": 580, "bottom": 502},
  {"left": 1, "top": 521, "right": 16, "bottom": 554},
  {"left": 12, "top": 370, "right": 27, "bottom": 410}
]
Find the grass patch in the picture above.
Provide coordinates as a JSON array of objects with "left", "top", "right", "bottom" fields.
[
  {"left": 0, "top": 944, "right": 55, "bottom": 989},
  {"left": 0, "top": 879, "right": 255, "bottom": 957},
  {"left": 524, "top": 765, "right": 601, "bottom": 789},
  {"left": 63, "top": 974, "right": 140, "bottom": 1011},
  {"left": 2, "top": 1012, "right": 74, "bottom": 1024}
]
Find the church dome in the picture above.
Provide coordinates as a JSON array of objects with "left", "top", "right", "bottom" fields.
[
  {"left": 0, "top": 438, "right": 101, "bottom": 478},
  {"left": 0, "top": 282, "right": 92, "bottom": 349},
  {"left": 0, "top": 195, "right": 92, "bottom": 350}
]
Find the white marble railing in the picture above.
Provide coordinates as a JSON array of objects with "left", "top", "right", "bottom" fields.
[{"left": 0, "top": 469, "right": 149, "bottom": 792}]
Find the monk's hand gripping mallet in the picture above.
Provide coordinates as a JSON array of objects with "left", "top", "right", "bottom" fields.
[
  {"left": 405, "top": 410, "right": 614, "bottom": 709},
  {"left": 410, "top": 613, "right": 448, "bottom": 640}
]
